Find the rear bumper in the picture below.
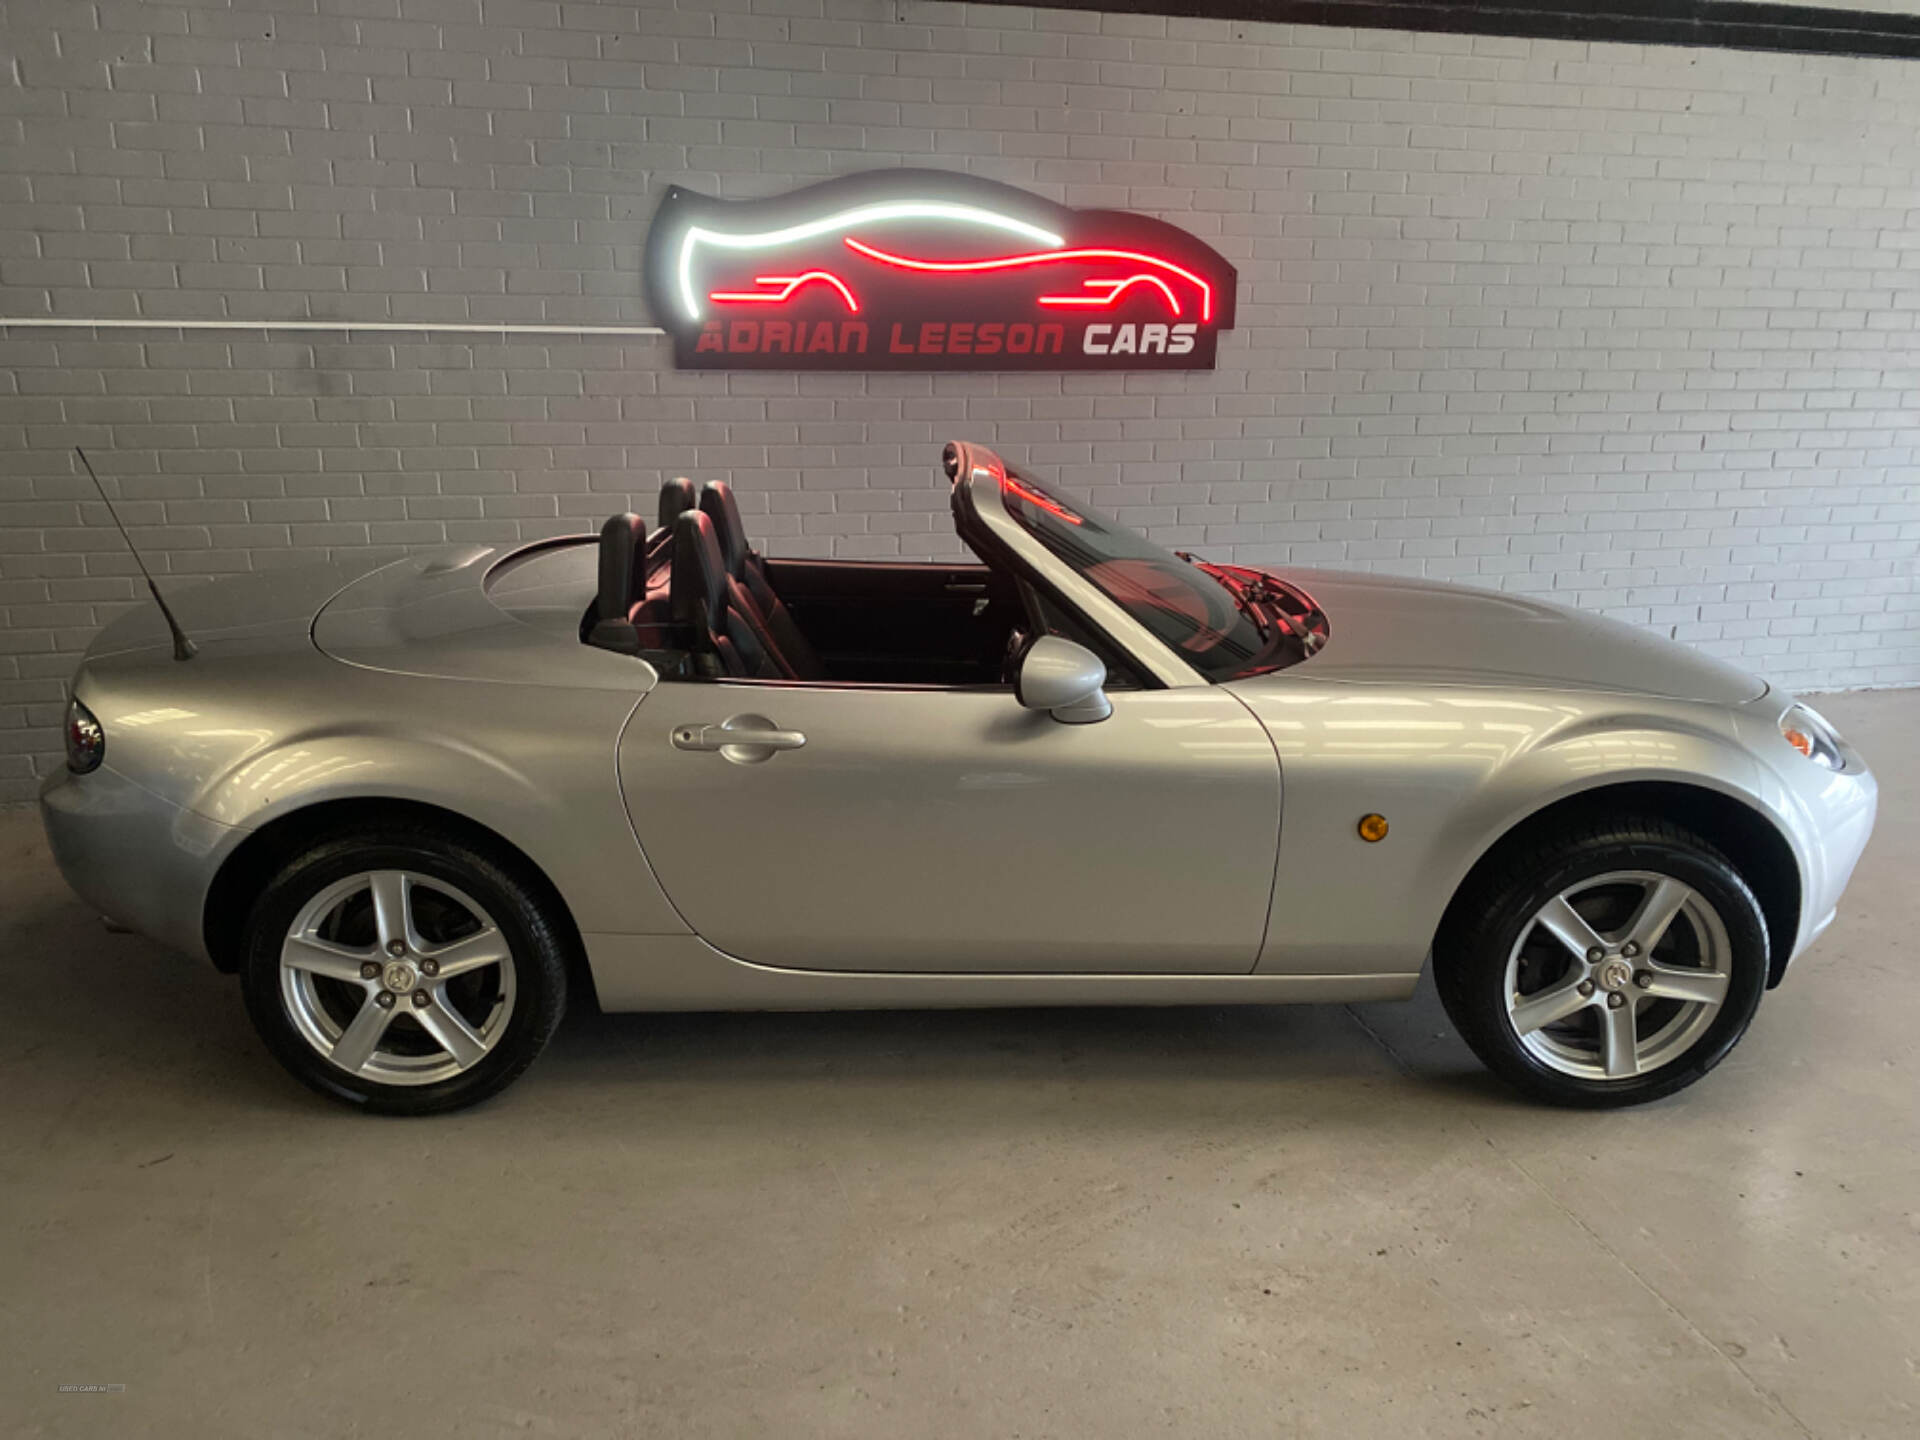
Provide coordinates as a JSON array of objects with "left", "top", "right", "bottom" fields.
[{"left": 40, "top": 765, "right": 234, "bottom": 965}]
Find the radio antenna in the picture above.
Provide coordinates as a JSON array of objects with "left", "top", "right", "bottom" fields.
[{"left": 75, "top": 447, "right": 196, "bottom": 661}]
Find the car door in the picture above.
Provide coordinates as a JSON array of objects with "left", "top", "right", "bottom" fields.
[{"left": 616, "top": 681, "right": 1280, "bottom": 974}]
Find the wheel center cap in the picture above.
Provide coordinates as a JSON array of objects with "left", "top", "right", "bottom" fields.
[
  {"left": 1596, "top": 958, "right": 1632, "bottom": 992},
  {"left": 382, "top": 960, "right": 417, "bottom": 992}
]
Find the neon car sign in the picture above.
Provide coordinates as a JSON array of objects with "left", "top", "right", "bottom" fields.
[{"left": 643, "top": 171, "right": 1237, "bottom": 371}]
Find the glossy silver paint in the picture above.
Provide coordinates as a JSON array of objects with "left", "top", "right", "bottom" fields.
[
  {"left": 41, "top": 449, "right": 1876, "bottom": 1022},
  {"left": 619, "top": 683, "right": 1279, "bottom": 974}
]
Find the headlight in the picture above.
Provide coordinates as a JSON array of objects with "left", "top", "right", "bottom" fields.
[
  {"left": 65, "top": 696, "right": 105, "bottom": 774},
  {"left": 1779, "top": 704, "right": 1843, "bottom": 771}
]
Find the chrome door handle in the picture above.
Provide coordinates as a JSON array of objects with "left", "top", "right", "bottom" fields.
[
  {"left": 671, "top": 714, "right": 807, "bottom": 763},
  {"left": 673, "top": 724, "right": 806, "bottom": 752}
]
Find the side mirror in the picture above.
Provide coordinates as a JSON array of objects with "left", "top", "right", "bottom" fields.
[{"left": 1015, "top": 636, "right": 1113, "bottom": 724}]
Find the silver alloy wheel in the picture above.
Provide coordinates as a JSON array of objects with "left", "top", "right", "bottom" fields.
[
  {"left": 1503, "top": 869, "right": 1732, "bottom": 1081},
  {"left": 279, "top": 869, "right": 517, "bottom": 1086}
]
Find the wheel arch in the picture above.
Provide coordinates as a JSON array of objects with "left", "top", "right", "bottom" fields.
[
  {"left": 1433, "top": 780, "right": 1802, "bottom": 988},
  {"left": 202, "top": 796, "right": 599, "bottom": 1010}
]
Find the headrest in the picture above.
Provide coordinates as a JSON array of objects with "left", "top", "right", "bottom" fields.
[
  {"left": 595, "top": 512, "right": 646, "bottom": 622},
  {"left": 658, "top": 477, "right": 697, "bottom": 532},
  {"left": 698, "top": 480, "right": 751, "bottom": 578},
  {"left": 669, "top": 509, "right": 729, "bottom": 632}
]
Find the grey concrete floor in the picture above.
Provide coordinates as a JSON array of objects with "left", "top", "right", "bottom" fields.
[{"left": 2, "top": 690, "right": 1915, "bottom": 1439}]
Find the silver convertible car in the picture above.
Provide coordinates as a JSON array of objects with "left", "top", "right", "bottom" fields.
[{"left": 43, "top": 442, "right": 1877, "bottom": 1113}]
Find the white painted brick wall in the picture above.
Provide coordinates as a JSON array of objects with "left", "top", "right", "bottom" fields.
[{"left": 3, "top": 0, "right": 1919, "bottom": 799}]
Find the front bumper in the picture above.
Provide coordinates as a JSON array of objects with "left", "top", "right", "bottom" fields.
[
  {"left": 40, "top": 765, "right": 237, "bottom": 964},
  {"left": 1734, "top": 698, "right": 1879, "bottom": 974},
  {"left": 1786, "top": 763, "right": 1876, "bottom": 967}
]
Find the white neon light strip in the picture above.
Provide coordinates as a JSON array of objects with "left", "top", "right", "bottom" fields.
[
  {"left": 0, "top": 318, "right": 667, "bottom": 335},
  {"left": 675, "top": 201, "right": 1064, "bottom": 321}
]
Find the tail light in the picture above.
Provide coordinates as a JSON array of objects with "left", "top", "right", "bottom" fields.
[{"left": 65, "top": 696, "right": 105, "bottom": 774}]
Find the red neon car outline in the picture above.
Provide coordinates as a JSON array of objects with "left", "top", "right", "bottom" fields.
[
  {"left": 843, "top": 237, "right": 1213, "bottom": 323},
  {"left": 704, "top": 241, "right": 1214, "bottom": 324},
  {"left": 1037, "top": 273, "right": 1183, "bottom": 317},
  {"left": 707, "top": 270, "right": 861, "bottom": 313}
]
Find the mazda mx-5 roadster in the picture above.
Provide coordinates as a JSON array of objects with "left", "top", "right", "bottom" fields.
[{"left": 42, "top": 442, "right": 1877, "bottom": 1113}]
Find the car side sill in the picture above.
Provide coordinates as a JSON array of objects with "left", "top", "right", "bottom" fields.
[{"left": 582, "top": 933, "right": 1420, "bottom": 1012}]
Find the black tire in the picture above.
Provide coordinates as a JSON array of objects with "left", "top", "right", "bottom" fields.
[
  {"left": 1434, "top": 816, "right": 1768, "bottom": 1108},
  {"left": 238, "top": 826, "right": 568, "bottom": 1115}
]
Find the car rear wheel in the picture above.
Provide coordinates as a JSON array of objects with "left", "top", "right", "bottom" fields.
[
  {"left": 238, "top": 828, "right": 567, "bottom": 1114},
  {"left": 1435, "top": 817, "right": 1768, "bottom": 1107}
]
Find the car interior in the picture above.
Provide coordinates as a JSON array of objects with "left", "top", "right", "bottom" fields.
[{"left": 582, "top": 477, "right": 1074, "bottom": 688}]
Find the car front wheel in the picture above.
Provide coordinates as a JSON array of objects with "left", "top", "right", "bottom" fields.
[
  {"left": 1435, "top": 817, "right": 1769, "bottom": 1107},
  {"left": 238, "top": 827, "right": 568, "bottom": 1114}
]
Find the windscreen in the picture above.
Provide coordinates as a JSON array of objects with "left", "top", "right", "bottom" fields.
[{"left": 998, "top": 467, "right": 1278, "bottom": 680}]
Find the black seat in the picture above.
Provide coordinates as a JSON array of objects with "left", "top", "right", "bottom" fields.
[
  {"left": 670, "top": 509, "right": 796, "bottom": 680},
  {"left": 697, "top": 480, "right": 826, "bottom": 679},
  {"left": 587, "top": 480, "right": 705, "bottom": 654},
  {"left": 587, "top": 511, "right": 648, "bottom": 651},
  {"left": 658, "top": 476, "right": 696, "bottom": 533}
]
